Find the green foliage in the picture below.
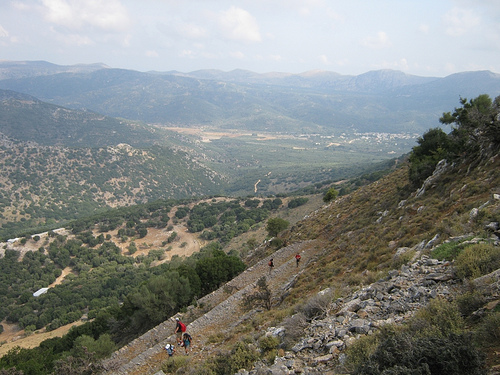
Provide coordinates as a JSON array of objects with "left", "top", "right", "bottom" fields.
[
  {"left": 408, "top": 127, "right": 452, "bottom": 187},
  {"left": 52, "top": 347, "right": 105, "bottom": 375},
  {"left": 454, "top": 243, "right": 500, "bottom": 279},
  {"left": 323, "top": 187, "right": 339, "bottom": 202},
  {"left": 0, "top": 346, "right": 58, "bottom": 375},
  {"left": 344, "top": 332, "right": 381, "bottom": 370},
  {"left": 287, "top": 197, "right": 309, "bottom": 208},
  {"left": 475, "top": 311, "right": 500, "bottom": 347},
  {"left": 440, "top": 94, "right": 500, "bottom": 156},
  {"left": 455, "top": 289, "right": 486, "bottom": 317},
  {"left": 162, "top": 355, "right": 190, "bottom": 374},
  {"left": 410, "top": 298, "right": 465, "bottom": 338},
  {"left": 347, "top": 298, "right": 480, "bottom": 374},
  {"left": 353, "top": 332, "right": 486, "bottom": 375},
  {"left": 431, "top": 241, "right": 468, "bottom": 260},
  {"left": 195, "top": 244, "right": 246, "bottom": 295},
  {"left": 72, "top": 334, "right": 116, "bottom": 359},
  {"left": 265, "top": 217, "right": 289, "bottom": 237},
  {"left": 242, "top": 276, "right": 273, "bottom": 311},
  {"left": 207, "top": 342, "right": 259, "bottom": 375}
]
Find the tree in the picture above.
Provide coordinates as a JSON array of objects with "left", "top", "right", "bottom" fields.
[
  {"left": 440, "top": 94, "right": 500, "bottom": 156},
  {"left": 265, "top": 217, "right": 289, "bottom": 237},
  {"left": 323, "top": 187, "right": 339, "bottom": 203},
  {"left": 241, "top": 276, "right": 272, "bottom": 311},
  {"left": 408, "top": 127, "right": 452, "bottom": 187}
]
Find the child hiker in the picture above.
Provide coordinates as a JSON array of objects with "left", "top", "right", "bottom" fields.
[
  {"left": 164, "top": 343, "right": 175, "bottom": 358},
  {"left": 182, "top": 332, "right": 192, "bottom": 354}
]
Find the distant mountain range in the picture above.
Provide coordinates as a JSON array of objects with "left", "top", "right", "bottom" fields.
[{"left": 1, "top": 60, "right": 499, "bottom": 135}]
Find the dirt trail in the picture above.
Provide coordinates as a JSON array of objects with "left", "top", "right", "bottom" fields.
[{"left": 103, "top": 239, "right": 324, "bottom": 375}]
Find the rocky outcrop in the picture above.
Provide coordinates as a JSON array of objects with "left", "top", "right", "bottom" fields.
[
  {"left": 103, "top": 238, "right": 499, "bottom": 375},
  {"left": 242, "top": 255, "right": 473, "bottom": 375}
]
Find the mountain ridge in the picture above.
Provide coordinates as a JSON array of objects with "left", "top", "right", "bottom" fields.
[{"left": 1, "top": 61, "right": 499, "bottom": 135}]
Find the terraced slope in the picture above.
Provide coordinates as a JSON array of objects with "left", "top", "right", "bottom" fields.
[{"left": 102, "top": 239, "right": 323, "bottom": 375}]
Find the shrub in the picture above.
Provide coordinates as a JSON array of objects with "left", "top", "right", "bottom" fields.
[
  {"left": 281, "top": 312, "right": 308, "bottom": 349},
  {"left": 431, "top": 241, "right": 467, "bottom": 260},
  {"left": 207, "top": 342, "right": 259, "bottom": 375},
  {"left": 344, "top": 330, "right": 382, "bottom": 371},
  {"left": 288, "top": 197, "right": 308, "bottom": 209},
  {"left": 299, "top": 289, "right": 332, "bottom": 320},
  {"left": 409, "top": 297, "right": 464, "bottom": 337},
  {"left": 242, "top": 277, "right": 272, "bottom": 311},
  {"left": 353, "top": 333, "right": 487, "bottom": 375},
  {"left": 323, "top": 187, "right": 339, "bottom": 203},
  {"left": 454, "top": 243, "right": 500, "bottom": 279},
  {"left": 455, "top": 289, "right": 486, "bottom": 317},
  {"left": 475, "top": 311, "right": 500, "bottom": 348},
  {"left": 258, "top": 335, "right": 279, "bottom": 353},
  {"left": 162, "top": 355, "right": 190, "bottom": 374}
]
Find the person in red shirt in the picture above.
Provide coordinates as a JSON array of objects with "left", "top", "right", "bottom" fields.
[{"left": 295, "top": 253, "right": 301, "bottom": 268}]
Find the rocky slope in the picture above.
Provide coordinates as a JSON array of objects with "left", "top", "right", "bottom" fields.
[{"left": 99, "top": 152, "right": 500, "bottom": 374}]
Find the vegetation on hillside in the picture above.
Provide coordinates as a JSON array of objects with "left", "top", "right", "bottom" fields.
[
  {"left": 163, "top": 94, "right": 499, "bottom": 374},
  {"left": 0, "top": 94, "right": 499, "bottom": 374}
]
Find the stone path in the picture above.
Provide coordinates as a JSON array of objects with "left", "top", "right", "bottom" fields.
[{"left": 102, "top": 239, "right": 323, "bottom": 375}]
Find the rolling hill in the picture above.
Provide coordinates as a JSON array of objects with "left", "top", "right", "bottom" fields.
[{"left": 1, "top": 61, "right": 500, "bottom": 135}]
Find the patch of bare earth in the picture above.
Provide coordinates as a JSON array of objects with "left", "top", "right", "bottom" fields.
[{"left": 0, "top": 320, "right": 86, "bottom": 357}]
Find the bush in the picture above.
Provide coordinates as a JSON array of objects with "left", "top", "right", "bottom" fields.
[
  {"left": 258, "top": 335, "right": 279, "bottom": 353},
  {"left": 242, "top": 277, "right": 272, "bottom": 311},
  {"left": 288, "top": 197, "right": 308, "bottom": 209},
  {"left": 281, "top": 312, "right": 308, "bottom": 349},
  {"left": 300, "top": 290, "right": 333, "bottom": 320},
  {"left": 323, "top": 187, "right": 339, "bottom": 203},
  {"left": 431, "top": 241, "right": 467, "bottom": 260},
  {"left": 455, "top": 289, "right": 486, "bottom": 317},
  {"left": 345, "top": 330, "right": 382, "bottom": 371},
  {"left": 162, "top": 355, "right": 190, "bottom": 374},
  {"left": 475, "top": 311, "right": 500, "bottom": 348},
  {"left": 409, "top": 297, "right": 464, "bottom": 337},
  {"left": 207, "top": 342, "right": 259, "bottom": 375},
  {"left": 353, "top": 332, "right": 487, "bottom": 375},
  {"left": 454, "top": 243, "right": 500, "bottom": 279}
]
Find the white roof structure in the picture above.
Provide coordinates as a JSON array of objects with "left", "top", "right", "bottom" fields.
[{"left": 33, "top": 287, "right": 49, "bottom": 297}]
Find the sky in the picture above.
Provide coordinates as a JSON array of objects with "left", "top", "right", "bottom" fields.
[{"left": 0, "top": 0, "right": 500, "bottom": 77}]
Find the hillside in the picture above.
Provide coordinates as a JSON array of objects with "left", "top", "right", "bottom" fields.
[
  {"left": 0, "top": 95, "right": 499, "bottom": 374},
  {"left": 0, "top": 88, "right": 409, "bottom": 239},
  {"left": 1, "top": 61, "right": 500, "bottom": 134},
  {"left": 100, "top": 150, "right": 500, "bottom": 374}
]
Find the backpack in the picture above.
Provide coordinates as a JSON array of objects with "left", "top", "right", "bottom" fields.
[{"left": 179, "top": 321, "right": 186, "bottom": 332}]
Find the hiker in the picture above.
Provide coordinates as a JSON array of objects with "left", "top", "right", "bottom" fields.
[
  {"left": 295, "top": 253, "right": 301, "bottom": 268},
  {"left": 164, "top": 343, "right": 175, "bottom": 358},
  {"left": 182, "top": 332, "right": 192, "bottom": 354},
  {"left": 268, "top": 258, "right": 274, "bottom": 274},
  {"left": 174, "top": 317, "right": 186, "bottom": 345}
]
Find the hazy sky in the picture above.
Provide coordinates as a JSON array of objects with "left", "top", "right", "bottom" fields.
[{"left": 1, "top": 0, "right": 499, "bottom": 76}]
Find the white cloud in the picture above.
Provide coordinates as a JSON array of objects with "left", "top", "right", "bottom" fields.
[
  {"left": 218, "top": 6, "right": 261, "bottom": 43},
  {"left": 0, "top": 24, "right": 8, "bottom": 37},
  {"left": 319, "top": 54, "right": 330, "bottom": 65},
  {"left": 40, "top": 0, "right": 131, "bottom": 32},
  {"left": 176, "top": 23, "right": 207, "bottom": 40},
  {"left": 53, "top": 30, "right": 93, "bottom": 46},
  {"left": 443, "top": 7, "right": 480, "bottom": 36},
  {"left": 360, "top": 31, "right": 392, "bottom": 49},
  {"left": 230, "top": 51, "right": 245, "bottom": 59},
  {"left": 419, "top": 24, "right": 430, "bottom": 34},
  {"left": 145, "top": 50, "right": 159, "bottom": 58}
]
